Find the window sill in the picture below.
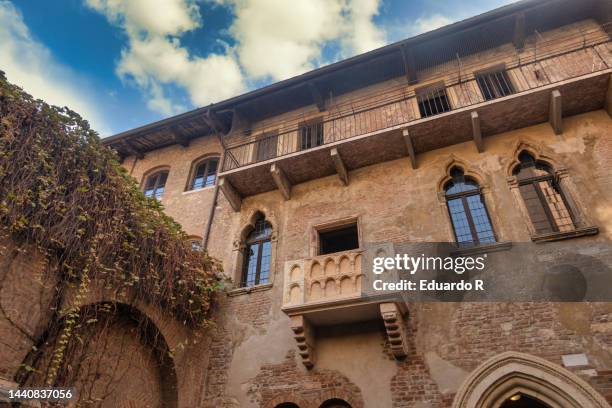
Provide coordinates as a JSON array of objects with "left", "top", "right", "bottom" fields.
[
  {"left": 531, "top": 226, "right": 599, "bottom": 243},
  {"left": 182, "top": 185, "right": 216, "bottom": 195},
  {"left": 227, "top": 282, "right": 273, "bottom": 297},
  {"left": 450, "top": 241, "right": 512, "bottom": 256}
]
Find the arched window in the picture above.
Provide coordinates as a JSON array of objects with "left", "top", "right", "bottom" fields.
[
  {"left": 275, "top": 404, "right": 300, "bottom": 408},
  {"left": 445, "top": 167, "right": 495, "bottom": 247},
  {"left": 242, "top": 214, "right": 272, "bottom": 287},
  {"left": 513, "top": 151, "right": 574, "bottom": 235},
  {"left": 189, "top": 157, "right": 218, "bottom": 190},
  {"left": 143, "top": 170, "right": 169, "bottom": 199}
]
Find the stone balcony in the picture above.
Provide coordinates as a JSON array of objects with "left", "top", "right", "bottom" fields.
[
  {"left": 217, "top": 27, "right": 612, "bottom": 211},
  {"left": 280, "top": 246, "right": 409, "bottom": 368}
]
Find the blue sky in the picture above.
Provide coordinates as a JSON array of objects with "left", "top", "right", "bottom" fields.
[{"left": 1, "top": 0, "right": 518, "bottom": 136}]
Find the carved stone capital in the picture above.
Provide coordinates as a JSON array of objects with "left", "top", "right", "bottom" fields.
[{"left": 380, "top": 302, "right": 408, "bottom": 359}]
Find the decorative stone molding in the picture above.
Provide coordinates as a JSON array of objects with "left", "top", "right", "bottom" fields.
[
  {"left": 282, "top": 250, "right": 364, "bottom": 308},
  {"left": 452, "top": 351, "right": 611, "bottom": 408},
  {"left": 379, "top": 303, "right": 408, "bottom": 359},
  {"left": 290, "top": 315, "right": 316, "bottom": 369}
]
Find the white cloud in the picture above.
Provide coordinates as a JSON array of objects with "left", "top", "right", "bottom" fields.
[
  {"left": 412, "top": 14, "right": 453, "bottom": 35},
  {"left": 86, "top": 0, "right": 246, "bottom": 115},
  {"left": 223, "top": 0, "right": 386, "bottom": 81},
  {"left": 0, "top": 1, "right": 111, "bottom": 134},
  {"left": 87, "top": 0, "right": 386, "bottom": 112}
]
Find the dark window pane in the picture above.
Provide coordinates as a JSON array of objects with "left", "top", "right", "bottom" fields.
[
  {"left": 319, "top": 224, "right": 359, "bottom": 255},
  {"left": 300, "top": 122, "right": 324, "bottom": 150},
  {"left": 476, "top": 70, "right": 514, "bottom": 101},
  {"left": 418, "top": 88, "right": 451, "bottom": 118}
]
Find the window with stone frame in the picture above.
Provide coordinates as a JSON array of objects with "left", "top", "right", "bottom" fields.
[
  {"left": 241, "top": 213, "right": 273, "bottom": 287},
  {"left": 444, "top": 167, "right": 496, "bottom": 247},
  {"left": 143, "top": 170, "right": 169, "bottom": 200},
  {"left": 417, "top": 85, "right": 452, "bottom": 118},
  {"left": 475, "top": 68, "right": 515, "bottom": 101},
  {"left": 513, "top": 151, "right": 575, "bottom": 235}
]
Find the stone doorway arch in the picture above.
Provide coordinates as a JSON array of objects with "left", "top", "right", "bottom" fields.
[{"left": 452, "top": 351, "right": 610, "bottom": 408}]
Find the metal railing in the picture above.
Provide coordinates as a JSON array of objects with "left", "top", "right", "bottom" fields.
[{"left": 222, "top": 23, "right": 612, "bottom": 172}]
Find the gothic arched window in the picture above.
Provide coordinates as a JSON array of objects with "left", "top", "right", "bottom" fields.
[
  {"left": 445, "top": 167, "right": 496, "bottom": 247},
  {"left": 242, "top": 214, "right": 272, "bottom": 287},
  {"left": 143, "top": 170, "right": 169, "bottom": 200},
  {"left": 513, "top": 151, "right": 574, "bottom": 234}
]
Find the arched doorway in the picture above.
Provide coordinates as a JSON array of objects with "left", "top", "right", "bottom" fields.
[
  {"left": 275, "top": 403, "right": 300, "bottom": 408},
  {"left": 452, "top": 351, "right": 610, "bottom": 408},
  {"left": 320, "top": 398, "right": 352, "bottom": 408},
  {"left": 500, "top": 393, "right": 550, "bottom": 407}
]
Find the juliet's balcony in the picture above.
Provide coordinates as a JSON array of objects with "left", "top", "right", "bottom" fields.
[
  {"left": 280, "top": 246, "right": 410, "bottom": 368},
  {"left": 218, "top": 21, "right": 612, "bottom": 208}
]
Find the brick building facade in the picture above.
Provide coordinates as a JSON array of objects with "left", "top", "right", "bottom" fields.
[{"left": 3, "top": 0, "right": 612, "bottom": 406}]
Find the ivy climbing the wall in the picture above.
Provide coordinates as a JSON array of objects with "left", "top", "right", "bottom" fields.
[{"left": 0, "top": 71, "right": 223, "bottom": 395}]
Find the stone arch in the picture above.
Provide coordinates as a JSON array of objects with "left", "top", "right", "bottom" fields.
[
  {"left": 310, "top": 261, "right": 323, "bottom": 278},
  {"left": 324, "top": 259, "right": 336, "bottom": 276},
  {"left": 22, "top": 300, "right": 179, "bottom": 408},
  {"left": 437, "top": 156, "right": 489, "bottom": 194},
  {"left": 238, "top": 210, "right": 278, "bottom": 242},
  {"left": 506, "top": 140, "right": 563, "bottom": 178},
  {"left": 140, "top": 164, "right": 171, "bottom": 186},
  {"left": 318, "top": 390, "right": 362, "bottom": 408},
  {"left": 185, "top": 153, "right": 221, "bottom": 190},
  {"left": 324, "top": 277, "right": 337, "bottom": 296},
  {"left": 452, "top": 351, "right": 610, "bottom": 408},
  {"left": 262, "top": 393, "right": 309, "bottom": 408}
]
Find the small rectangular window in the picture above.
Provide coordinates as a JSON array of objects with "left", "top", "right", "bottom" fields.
[
  {"left": 417, "top": 86, "right": 451, "bottom": 118},
  {"left": 319, "top": 223, "right": 359, "bottom": 255},
  {"left": 300, "top": 121, "right": 324, "bottom": 150},
  {"left": 476, "top": 69, "right": 514, "bottom": 101}
]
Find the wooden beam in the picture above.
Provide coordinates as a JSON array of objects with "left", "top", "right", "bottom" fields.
[
  {"left": 400, "top": 46, "right": 418, "bottom": 84},
  {"left": 549, "top": 90, "right": 563, "bottom": 135},
  {"left": 308, "top": 82, "right": 326, "bottom": 112},
  {"left": 270, "top": 164, "right": 291, "bottom": 200},
  {"left": 471, "top": 111, "right": 484, "bottom": 153},
  {"left": 229, "top": 107, "right": 251, "bottom": 135},
  {"left": 219, "top": 177, "right": 241, "bottom": 212},
  {"left": 120, "top": 140, "right": 144, "bottom": 160},
  {"left": 402, "top": 129, "right": 417, "bottom": 169},
  {"left": 204, "top": 110, "right": 229, "bottom": 135},
  {"left": 513, "top": 12, "right": 526, "bottom": 50},
  {"left": 330, "top": 148, "right": 349, "bottom": 185},
  {"left": 169, "top": 126, "right": 190, "bottom": 147}
]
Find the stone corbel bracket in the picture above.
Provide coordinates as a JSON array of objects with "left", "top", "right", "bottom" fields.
[
  {"left": 290, "top": 315, "right": 315, "bottom": 369},
  {"left": 380, "top": 302, "right": 409, "bottom": 359}
]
